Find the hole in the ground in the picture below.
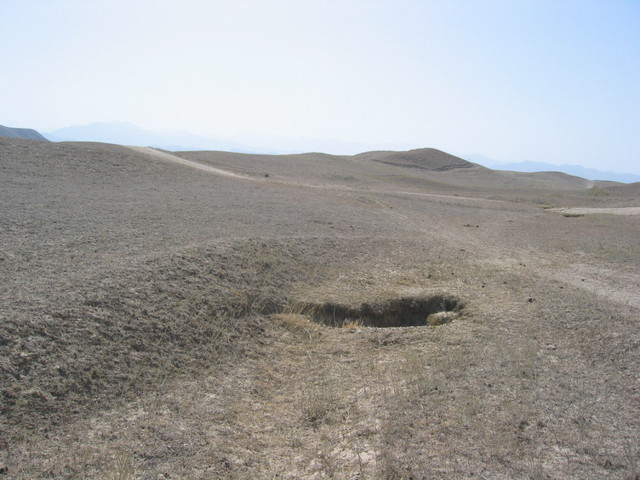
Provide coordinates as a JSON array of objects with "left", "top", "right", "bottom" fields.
[{"left": 299, "top": 295, "right": 463, "bottom": 328}]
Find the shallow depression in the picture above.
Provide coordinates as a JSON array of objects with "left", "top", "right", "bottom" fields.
[{"left": 301, "top": 295, "right": 463, "bottom": 328}]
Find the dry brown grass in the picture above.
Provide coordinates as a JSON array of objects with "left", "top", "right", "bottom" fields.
[{"left": 1, "top": 138, "right": 639, "bottom": 478}]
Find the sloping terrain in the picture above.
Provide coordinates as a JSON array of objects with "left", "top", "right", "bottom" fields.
[
  {"left": 1, "top": 138, "right": 639, "bottom": 479},
  {"left": 355, "top": 148, "right": 476, "bottom": 171},
  {"left": 0, "top": 125, "right": 48, "bottom": 141},
  {"left": 177, "top": 147, "right": 594, "bottom": 195}
]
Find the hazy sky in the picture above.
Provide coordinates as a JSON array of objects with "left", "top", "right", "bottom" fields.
[{"left": 2, "top": 0, "right": 639, "bottom": 172}]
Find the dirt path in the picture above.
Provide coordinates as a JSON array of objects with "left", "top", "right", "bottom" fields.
[
  {"left": 552, "top": 206, "right": 640, "bottom": 216},
  {"left": 128, "top": 146, "right": 251, "bottom": 180}
]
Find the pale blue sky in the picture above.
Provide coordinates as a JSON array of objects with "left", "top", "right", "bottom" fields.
[{"left": 2, "top": 0, "right": 639, "bottom": 173}]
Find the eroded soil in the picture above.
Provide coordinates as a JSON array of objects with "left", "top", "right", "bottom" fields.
[{"left": 1, "top": 138, "right": 639, "bottom": 479}]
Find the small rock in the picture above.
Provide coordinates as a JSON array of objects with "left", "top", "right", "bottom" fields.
[{"left": 426, "top": 311, "right": 458, "bottom": 326}]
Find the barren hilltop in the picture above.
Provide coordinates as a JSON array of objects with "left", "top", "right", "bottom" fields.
[
  {"left": 1, "top": 137, "right": 638, "bottom": 479},
  {"left": 0, "top": 125, "right": 48, "bottom": 142}
]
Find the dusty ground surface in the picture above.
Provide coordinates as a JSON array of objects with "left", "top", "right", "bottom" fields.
[
  {"left": 1, "top": 137, "right": 639, "bottom": 479},
  {"left": 551, "top": 206, "right": 640, "bottom": 216}
]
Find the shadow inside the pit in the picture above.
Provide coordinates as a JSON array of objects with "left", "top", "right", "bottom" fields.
[{"left": 298, "top": 295, "right": 463, "bottom": 328}]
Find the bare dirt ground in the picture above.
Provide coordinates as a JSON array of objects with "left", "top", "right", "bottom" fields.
[
  {"left": 1, "top": 137, "right": 639, "bottom": 479},
  {"left": 551, "top": 207, "right": 640, "bottom": 216}
]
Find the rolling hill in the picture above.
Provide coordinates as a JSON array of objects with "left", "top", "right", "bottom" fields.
[
  {"left": 0, "top": 124, "right": 48, "bottom": 141},
  {"left": 1, "top": 136, "right": 639, "bottom": 478}
]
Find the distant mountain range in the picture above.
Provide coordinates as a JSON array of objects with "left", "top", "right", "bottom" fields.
[
  {"left": 45, "top": 122, "right": 251, "bottom": 152},
  {"left": 0, "top": 124, "right": 48, "bottom": 141},
  {"left": 43, "top": 122, "right": 375, "bottom": 155},
  {"left": 463, "top": 154, "right": 640, "bottom": 184}
]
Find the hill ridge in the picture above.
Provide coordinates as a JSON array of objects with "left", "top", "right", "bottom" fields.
[
  {"left": 357, "top": 147, "right": 476, "bottom": 171},
  {"left": 0, "top": 124, "right": 48, "bottom": 141}
]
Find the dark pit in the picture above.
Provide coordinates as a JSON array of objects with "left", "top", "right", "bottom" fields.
[{"left": 303, "top": 295, "right": 463, "bottom": 328}]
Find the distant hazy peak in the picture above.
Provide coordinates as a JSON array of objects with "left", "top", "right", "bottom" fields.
[
  {"left": 463, "top": 155, "right": 640, "bottom": 184},
  {"left": 0, "top": 125, "right": 48, "bottom": 141}
]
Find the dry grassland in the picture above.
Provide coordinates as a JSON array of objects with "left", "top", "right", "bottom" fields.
[{"left": 1, "top": 138, "right": 638, "bottom": 479}]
